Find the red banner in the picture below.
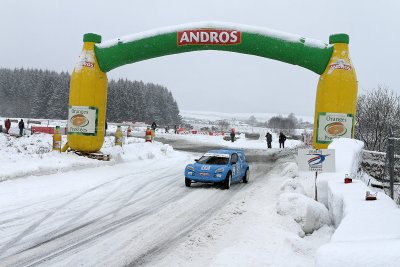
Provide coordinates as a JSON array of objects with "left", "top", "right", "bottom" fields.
[
  {"left": 177, "top": 30, "right": 241, "bottom": 46},
  {"left": 31, "top": 126, "right": 67, "bottom": 135}
]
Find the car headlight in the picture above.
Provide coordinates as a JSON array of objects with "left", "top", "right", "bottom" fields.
[
  {"left": 187, "top": 166, "right": 195, "bottom": 171},
  {"left": 215, "top": 167, "right": 225, "bottom": 173}
]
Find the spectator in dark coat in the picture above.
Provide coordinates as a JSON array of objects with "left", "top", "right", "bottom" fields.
[
  {"left": 150, "top": 122, "right": 157, "bottom": 142},
  {"left": 5, "top": 119, "right": 11, "bottom": 134},
  {"left": 279, "top": 132, "right": 286, "bottom": 148},
  {"left": 230, "top": 129, "right": 236, "bottom": 142},
  {"left": 18, "top": 119, "right": 25, "bottom": 136},
  {"left": 265, "top": 132, "right": 272, "bottom": 148},
  {"left": 151, "top": 122, "right": 157, "bottom": 130}
]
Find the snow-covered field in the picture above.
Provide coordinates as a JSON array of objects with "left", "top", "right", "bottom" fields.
[{"left": 0, "top": 129, "right": 399, "bottom": 266}]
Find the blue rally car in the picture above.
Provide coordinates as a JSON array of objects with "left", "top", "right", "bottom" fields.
[{"left": 184, "top": 149, "right": 250, "bottom": 189}]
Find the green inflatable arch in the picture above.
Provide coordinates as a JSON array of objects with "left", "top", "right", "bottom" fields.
[
  {"left": 67, "top": 22, "right": 358, "bottom": 153},
  {"left": 95, "top": 22, "right": 333, "bottom": 74}
]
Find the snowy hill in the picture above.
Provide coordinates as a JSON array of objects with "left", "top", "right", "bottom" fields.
[{"left": 180, "top": 110, "right": 314, "bottom": 123}]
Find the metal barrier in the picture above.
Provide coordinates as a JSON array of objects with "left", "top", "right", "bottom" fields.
[
  {"left": 382, "top": 136, "right": 400, "bottom": 205},
  {"left": 361, "top": 141, "right": 400, "bottom": 206}
]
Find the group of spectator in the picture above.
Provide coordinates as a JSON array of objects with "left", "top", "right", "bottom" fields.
[
  {"left": 3, "top": 118, "right": 25, "bottom": 136},
  {"left": 3, "top": 118, "right": 290, "bottom": 149},
  {"left": 265, "top": 131, "right": 287, "bottom": 149}
]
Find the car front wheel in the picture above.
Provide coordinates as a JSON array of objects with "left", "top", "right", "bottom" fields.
[
  {"left": 185, "top": 178, "right": 191, "bottom": 187},
  {"left": 243, "top": 169, "right": 249, "bottom": 183},
  {"left": 223, "top": 173, "right": 231, "bottom": 189}
]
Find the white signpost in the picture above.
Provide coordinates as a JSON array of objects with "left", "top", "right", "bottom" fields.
[{"left": 298, "top": 149, "right": 335, "bottom": 200}]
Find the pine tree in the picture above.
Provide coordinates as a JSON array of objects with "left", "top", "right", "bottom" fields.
[{"left": 0, "top": 67, "right": 181, "bottom": 124}]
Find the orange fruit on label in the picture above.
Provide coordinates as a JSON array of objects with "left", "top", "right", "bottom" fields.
[
  {"left": 71, "top": 114, "right": 88, "bottom": 127},
  {"left": 325, "top": 122, "right": 346, "bottom": 136}
]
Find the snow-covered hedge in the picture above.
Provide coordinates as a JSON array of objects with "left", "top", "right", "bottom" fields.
[{"left": 315, "top": 138, "right": 400, "bottom": 267}]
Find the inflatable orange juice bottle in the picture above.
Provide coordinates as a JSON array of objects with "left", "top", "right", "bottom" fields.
[
  {"left": 313, "top": 34, "right": 358, "bottom": 149},
  {"left": 67, "top": 33, "right": 108, "bottom": 152}
]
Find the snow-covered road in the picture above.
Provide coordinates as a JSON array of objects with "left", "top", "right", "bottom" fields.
[
  {"left": 0, "top": 132, "right": 334, "bottom": 267},
  {"left": 0, "top": 151, "right": 279, "bottom": 266}
]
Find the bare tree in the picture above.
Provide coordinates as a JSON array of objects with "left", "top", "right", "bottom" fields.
[
  {"left": 217, "top": 119, "right": 230, "bottom": 132},
  {"left": 268, "top": 114, "right": 297, "bottom": 135},
  {"left": 247, "top": 115, "right": 258, "bottom": 126},
  {"left": 355, "top": 86, "right": 400, "bottom": 152},
  {"left": 288, "top": 113, "right": 298, "bottom": 128}
]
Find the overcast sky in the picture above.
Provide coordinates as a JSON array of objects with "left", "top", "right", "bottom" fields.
[{"left": 1, "top": 0, "right": 399, "bottom": 117}]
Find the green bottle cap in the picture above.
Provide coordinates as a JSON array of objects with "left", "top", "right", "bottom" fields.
[
  {"left": 329, "top": 33, "right": 349, "bottom": 44},
  {"left": 83, "top": 33, "right": 102, "bottom": 43}
]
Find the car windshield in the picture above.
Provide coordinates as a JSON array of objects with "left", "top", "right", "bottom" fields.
[{"left": 197, "top": 156, "right": 229, "bottom": 165}]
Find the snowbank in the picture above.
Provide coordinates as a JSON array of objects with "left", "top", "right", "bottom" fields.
[
  {"left": 280, "top": 162, "right": 299, "bottom": 178},
  {"left": 276, "top": 161, "right": 331, "bottom": 236},
  {"left": 277, "top": 192, "right": 331, "bottom": 235},
  {"left": 280, "top": 178, "right": 306, "bottom": 194},
  {"left": 315, "top": 138, "right": 400, "bottom": 267},
  {"left": 317, "top": 138, "right": 364, "bottom": 208},
  {"left": 0, "top": 133, "right": 177, "bottom": 181},
  {"left": 329, "top": 138, "right": 364, "bottom": 178}
]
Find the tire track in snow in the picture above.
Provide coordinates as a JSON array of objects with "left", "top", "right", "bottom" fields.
[
  {"left": 0, "top": 166, "right": 158, "bottom": 258},
  {"left": 0, "top": 164, "right": 155, "bottom": 220},
  {"left": 128, "top": 156, "right": 289, "bottom": 267},
  {"left": 126, "top": 184, "right": 247, "bottom": 266},
  {"left": 4, "top": 191, "right": 185, "bottom": 267},
  {"left": 126, "top": 169, "right": 273, "bottom": 266},
  {"left": 0, "top": 164, "right": 184, "bottom": 266}
]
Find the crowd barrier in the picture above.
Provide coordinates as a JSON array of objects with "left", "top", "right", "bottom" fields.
[
  {"left": 177, "top": 130, "right": 224, "bottom": 136},
  {"left": 31, "top": 126, "right": 67, "bottom": 135}
]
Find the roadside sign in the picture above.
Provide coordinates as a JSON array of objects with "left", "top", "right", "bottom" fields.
[
  {"left": 298, "top": 149, "right": 335, "bottom": 172},
  {"left": 316, "top": 112, "right": 354, "bottom": 145}
]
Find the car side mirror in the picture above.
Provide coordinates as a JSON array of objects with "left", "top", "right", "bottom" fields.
[
  {"left": 231, "top": 159, "right": 237, "bottom": 164},
  {"left": 194, "top": 159, "right": 199, "bottom": 162}
]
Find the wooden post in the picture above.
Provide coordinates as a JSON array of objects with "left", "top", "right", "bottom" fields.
[{"left": 315, "top": 171, "right": 318, "bottom": 201}]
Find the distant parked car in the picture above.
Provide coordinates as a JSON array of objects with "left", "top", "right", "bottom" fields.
[
  {"left": 244, "top": 132, "right": 260, "bottom": 140},
  {"left": 184, "top": 149, "right": 250, "bottom": 189}
]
